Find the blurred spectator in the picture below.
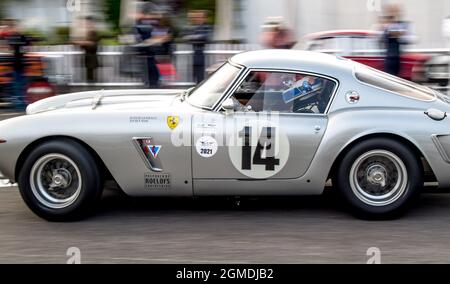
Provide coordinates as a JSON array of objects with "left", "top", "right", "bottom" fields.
[
  {"left": 0, "top": 20, "right": 9, "bottom": 52},
  {"left": 261, "top": 18, "right": 296, "bottom": 49},
  {"left": 0, "top": 19, "right": 10, "bottom": 39},
  {"left": 152, "top": 14, "right": 174, "bottom": 58},
  {"left": 134, "top": 6, "right": 162, "bottom": 87},
  {"left": 443, "top": 15, "right": 450, "bottom": 48},
  {"left": 381, "top": 4, "right": 414, "bottom": 77},
  {"left": 2, "top": 19, "right": 30, "bottom": 109},
  {"left": 152, "top": 14, "right": 177, "bottom": 82},
  {"left": 182, "top": 10, "right": 212, "bottom": 83},
  {"left": 74, "top": 17, "right": 99, "bottom": 84}
]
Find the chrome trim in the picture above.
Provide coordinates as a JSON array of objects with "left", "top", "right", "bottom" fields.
[
  {"left": 212, "top": 67, "right": 251, "bottom": 112},
  {"left": 349, "top": 150, "right": 408, "bottom": 207},
  {"left": 29, "top": 153, "right": 82, "bottom": 209},
  {"left": 431, "top": 134, "right": 450, "bottom": 164},
  {"left": 92, "top": 90, "right": 104, "bottom": 110},
  {"left": 352, "top": 63, "right": 437, "bottom": 103},
  {"left": 212, "top": 67, "right": 340, "bottom": 115},
  {"left": 187, "top": 62, "right": 245, "bottom": 110}
]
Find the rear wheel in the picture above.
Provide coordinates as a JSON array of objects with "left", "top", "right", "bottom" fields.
[
  {"left": 336, "top": 138, "right": 423, "bottom": 218},
  {"left": 18, "top": 139, "right": 103, "bottom": 221}
]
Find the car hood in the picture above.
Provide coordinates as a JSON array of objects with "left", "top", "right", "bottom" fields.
[{"left": 26, "top": 89, "right": 185, "bottom": 114}]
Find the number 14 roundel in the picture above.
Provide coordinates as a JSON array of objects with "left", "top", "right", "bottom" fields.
[{"left": 228, "top": 120, "right": 290, "bottom": 179}]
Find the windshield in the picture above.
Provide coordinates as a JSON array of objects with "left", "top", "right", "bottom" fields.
[
  {"left": 355, "top": 63, "right": 436, "bottom": 101},
  {"left": 188, "top": 63, "right": 242, "bottom": 109}
]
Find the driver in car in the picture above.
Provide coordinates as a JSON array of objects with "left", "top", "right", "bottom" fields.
[
  {"left": 229, "top": 72, "right": 324, "bottom": 113},
  {"left": 282, "top": 76, "right": 324, "bottom": 113}
]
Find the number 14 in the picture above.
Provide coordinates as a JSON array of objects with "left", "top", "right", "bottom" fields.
[{"left": 239, "top": 126, "right": 280, "bottom": 171}]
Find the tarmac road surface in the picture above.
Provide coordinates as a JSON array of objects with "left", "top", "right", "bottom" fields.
[
  {"left": 1, "top": 185, "right": 450, "bottom": 264},
  {"left": 2, "top": 99, "right": 450, "bottom": 264}
]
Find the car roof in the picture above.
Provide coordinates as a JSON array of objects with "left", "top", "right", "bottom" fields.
[
  {"left": 305, "top": 29, "right": 381, "bottom": 39},
  {"left": 230, "top": 49, "right": 355, "bottom": 78}
]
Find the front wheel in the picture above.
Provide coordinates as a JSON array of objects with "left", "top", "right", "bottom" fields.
[
  {"left": 18, "top": 139, "right": 103, "bottom": 221},
  {"left": 336, "top": 138, "right": 423, "bottom": 219}
]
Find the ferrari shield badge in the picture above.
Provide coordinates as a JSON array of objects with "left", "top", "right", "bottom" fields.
[{"left": 167, "top": 116, "right": 180, "bottom": 130}]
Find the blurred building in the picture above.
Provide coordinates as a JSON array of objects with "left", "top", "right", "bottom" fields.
[
  {"left": 3, "top": 0, "right": 72, "bottom": 31},
  {"left": 2, "top": 0, "right": 450, "bottom": 48},
  {"left": 2, "top": 0, "right": 105, "bottom": 39},
  {"left": 215, "top": 0, "right": 450, "bottom": 48}
]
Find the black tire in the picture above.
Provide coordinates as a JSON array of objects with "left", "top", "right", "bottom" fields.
[
  {"left": 336, "top": 138, "right": 423, "bottom": 219},
  {"left": 18, "top": 139, "right": 103, "bottom": 221}
]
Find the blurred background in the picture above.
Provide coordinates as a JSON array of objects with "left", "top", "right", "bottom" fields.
[{"left": 1, "top": 0, "right": 450, "bottom": 110}]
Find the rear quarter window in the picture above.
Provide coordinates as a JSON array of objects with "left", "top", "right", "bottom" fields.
[{"left": 355, "top": 64, "right": 436, "bottom": 101}]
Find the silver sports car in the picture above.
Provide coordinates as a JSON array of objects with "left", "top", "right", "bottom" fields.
[{"left": 0, "top": 49, "right": 449, "bottom": 221}]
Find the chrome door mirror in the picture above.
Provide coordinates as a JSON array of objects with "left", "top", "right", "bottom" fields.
[{"left": 221, "top": 98, "right": 235, "bottom": 112}]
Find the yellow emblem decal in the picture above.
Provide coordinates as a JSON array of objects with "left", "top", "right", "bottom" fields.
[{"left": 167, "top": 116, "right": 180, "bottom": 130}]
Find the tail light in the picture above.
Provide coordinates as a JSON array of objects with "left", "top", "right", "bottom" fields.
[{"left": 25, "top": 81, "right": 56, "bottom": 105}]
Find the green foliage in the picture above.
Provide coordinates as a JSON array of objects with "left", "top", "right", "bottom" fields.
[
  {"left": 97, "top": 29, "right": 120, "bottom": 45},
  {"left": 185, "top": 0, "right": 216, "bottom": 23},
  {"left": 53, "top": 27, "right": 70, "bottom": 44},
  {"left": 104, "top": 0, "right": 122, "bottom": 31},
  {"left": 185, "top": 0, "right": 215, "bottom": 10},
  {"left": 40, "top": 26, "right": 71, "bottom": 45}
]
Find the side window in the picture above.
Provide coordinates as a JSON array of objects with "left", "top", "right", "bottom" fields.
[{"left": 229, "top": 71, "right": 337, "bottom": 114}]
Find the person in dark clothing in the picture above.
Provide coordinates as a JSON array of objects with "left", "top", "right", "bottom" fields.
[
  {"left": 381, "top": 4, "right": 411, "bottom": 77},
  {"left": 3, "top": 19, "right": 30, "bottom": 109},
  {"left": 74, "top": 17, "right": 99, "bottom": 83},
  {"left": 383, "top": 25, "right": 402, "bottom": 76},
  {"left": 134, "top": 9, "right": 162, "bottom": 88},
  {"left": 152, "top": 15, "right": 174, "bottom": 58},
  {"left": 183, "top": 10, "right": 212, "bottom": 83}
]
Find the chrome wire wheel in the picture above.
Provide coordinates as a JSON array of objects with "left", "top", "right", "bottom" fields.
[
  {"left": 349, "top": 150, "right": 408, "bottom": 207},
  {"left": 29, "top": 154, "right": 82, "bottom": 209}
]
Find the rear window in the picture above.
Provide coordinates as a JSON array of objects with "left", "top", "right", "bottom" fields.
[{"left": 355, "top": 64, "right": 436, "bottom": 101}]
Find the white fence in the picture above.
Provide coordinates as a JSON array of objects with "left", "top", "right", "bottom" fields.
[
  {"left": 27, "top": 44, "right": 260, "bottom": 87},
  {"left": 27, "top": 44, "right": 450, "bottom": 87}
]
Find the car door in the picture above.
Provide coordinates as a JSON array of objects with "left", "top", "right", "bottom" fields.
[{"left": 192, "top": 69, "right": 338, "bottom": 182}]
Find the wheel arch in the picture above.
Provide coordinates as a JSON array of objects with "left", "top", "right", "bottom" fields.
[
  {"left": 328, "top": 132, "right": 436, "bottom": 182},
  {"left": 15, "top": 135, "right": 112, "bottom": 182}
]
